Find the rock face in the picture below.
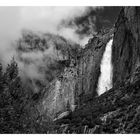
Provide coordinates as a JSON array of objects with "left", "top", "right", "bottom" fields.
[
  {"left": 16, "top": 31, "right": 80, "bottom": 92},
  {"left": 76, "top": 30, "right": 113, "bottom": 105},
  {"left": 40, "top": 66, "right": 78, "bottom": 119},
  {"left": 112, "top": 7, "right": 140, "bottom": 87},
  {"left": 40, "top": 30, "right": 113, "bottom": 119},
  {"left": 50, "top": 7, "right": 140, "bottom": 134},
  {"left": 54, "top": 74, "right": 140, "bottom": 134}
]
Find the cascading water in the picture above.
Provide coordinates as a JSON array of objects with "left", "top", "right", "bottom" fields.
[{"left": 97, "top": 39, "right": 113, "bottom": 95}]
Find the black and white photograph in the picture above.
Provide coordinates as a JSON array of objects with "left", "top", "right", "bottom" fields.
[{"left": 0, "top": 2, "right": 140, "bottom": 135}]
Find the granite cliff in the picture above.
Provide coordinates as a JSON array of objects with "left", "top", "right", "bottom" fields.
[
  {"left": 42, "top": 7, "right": 140, "bottom": 133},
  {"left": 16, "top": 6, "right": 140, "bottom": 133},
  {"left": 2, "top": 6, "right": 140, "bottom": 134},
  {"left": 112, "top": 7, "right": 140, "bottom": 87},
  {"left": 39, "top": 29, "right": 113, "bottom": 119}
]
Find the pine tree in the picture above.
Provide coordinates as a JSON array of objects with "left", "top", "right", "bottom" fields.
[
  {"left": 0, "top": 63, "right": 3, "bottom": 92},
  {"left": 4, "top": 58, "right": 18, "bottom": 82},
  {"left": 0, "top": 59, "right": 48, "bottom": 133}
]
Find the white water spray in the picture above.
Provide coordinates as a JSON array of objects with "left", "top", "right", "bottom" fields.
[{"left": 97, "top": 39, "right": 113, "bottom": 95}]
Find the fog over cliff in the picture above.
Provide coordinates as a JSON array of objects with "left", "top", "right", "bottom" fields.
[
  {"left": 0, "top": 7, "right": 120, "bottom": 92},
  {"left": 0, "top": 7, "right": 120, "bottom": 65},
  {"left": 0, "top": 7, "right": 98, "bottom": 65},
  {"left": 0, "top": 7, "right": 99, "bottom": 90},
  {"left": 2, "top": 6, "right": 139, "bottom": 134}
]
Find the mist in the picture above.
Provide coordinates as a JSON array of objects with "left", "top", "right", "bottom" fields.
[
  {"left": 0, "top": 7, "right": 102, "bottom": 65},
  {"left": 0, "top": 6, "right": 99, "bottom": 64},
  {"left": 0, "top": 6, "right": 101, "bottom": 91}
]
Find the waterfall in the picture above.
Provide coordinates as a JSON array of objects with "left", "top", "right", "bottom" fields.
[{"left": 97, "top": 39, "right": 113, "bottom": 95}]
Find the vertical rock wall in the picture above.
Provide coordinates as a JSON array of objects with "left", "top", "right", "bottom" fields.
[
  {"left": 41, "top": 66, "right": 77, "bottom": 119},
  {"left": 112, "top": 7, "right": 140, "bottom": 87},
  {"left": 76, "top": 31, "right": 113, "bottom": 105},
  {"left": 40, "top": 30, "right": 113, "bottom": 119}
]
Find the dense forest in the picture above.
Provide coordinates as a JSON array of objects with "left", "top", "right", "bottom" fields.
[{"left": 0, "top": 59, "right": 56, "bottom": 133}]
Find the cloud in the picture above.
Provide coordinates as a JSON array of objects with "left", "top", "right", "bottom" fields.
[
  {"left": 0, "top": 6, "right": 99, "bottom": 64},
  {"left": 0, "top": 6, "right": 100, "bottom": 91}
]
